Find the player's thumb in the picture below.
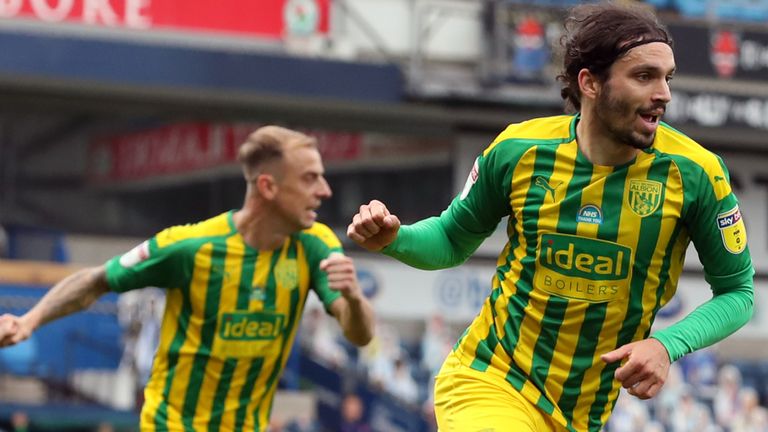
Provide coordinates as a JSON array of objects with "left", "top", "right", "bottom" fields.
[
  {"left": 320, "top": 252, "right": 346, "bottom": 270},
  {"left": 601, "top": 344, "right": 631, "bottom": 364}
]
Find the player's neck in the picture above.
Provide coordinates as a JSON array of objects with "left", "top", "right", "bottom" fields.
[
  {"left": 576, "top": 113, "right": 639, "bottom": 167},
  {"left": 233, "top": 207, "right": 288, "bottom": 251}
]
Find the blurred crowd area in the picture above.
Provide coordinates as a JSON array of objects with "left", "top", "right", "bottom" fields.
[{"left": 607, "top": 357, "right": 768, "bottom": 432}]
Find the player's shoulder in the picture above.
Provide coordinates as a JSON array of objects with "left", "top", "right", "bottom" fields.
[
  {"left": 654, "top": 123, "right": 725, "bottom": 170},
  {"left": 155, "top": 211, "right": 235, "bottom": 249},
  {"left": 655, "top": 123, "right": 732, "bottom": 199},
  {"left": 485, "top": 115, "right": 576, "bottom": 156},
  {"left": 298, "top": 222, "right": 341, "bottom": 250}
]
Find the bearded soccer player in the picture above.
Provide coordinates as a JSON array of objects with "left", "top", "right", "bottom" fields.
[
  {"left": 0, "top": 126, "right": 375, "bottom": 431},
  {"left": 347, "top": 3, "right": 753, "bottom": 432}
]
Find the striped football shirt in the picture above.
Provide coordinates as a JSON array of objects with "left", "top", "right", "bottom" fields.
[
  {"left": 106, "top": 211, "right": 342, "bottom": 431},
  {"left": 448, "top": 115, "right": 752, "bottom": 431}
]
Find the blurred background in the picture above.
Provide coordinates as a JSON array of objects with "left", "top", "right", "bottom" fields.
[{"left": 0, "top": 0, "right": 766, "bottom": 431}]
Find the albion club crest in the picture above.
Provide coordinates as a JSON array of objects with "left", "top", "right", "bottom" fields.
[
  {"left": 274, "top": 259, "right": 299, "bottom": 290},
  {"left": 627, "top": 180, "right": 663, "bottom": 217}
]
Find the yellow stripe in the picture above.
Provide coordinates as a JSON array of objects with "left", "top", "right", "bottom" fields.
[
  {"left": 193, "top": 234, "right": 245, "bottom": 427},
  {"left": 301, "top": 222, "right": 341, "bottom": 249},
  {"left": 495, "top": 146, "right": 537, "bottom": 357},
  {"left": 141, "top": 287, "right": 185, "bottom": 429},
  {"left": 570, "top": 153, "right": 653, "bottom": 427},
  {"left": 164, "top": 242, "right": 213, "bottom": 427}
]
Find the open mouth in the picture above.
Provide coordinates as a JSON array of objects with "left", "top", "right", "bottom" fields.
[{"left": 640, "top": 114, "right": 659, "bottom": 124}]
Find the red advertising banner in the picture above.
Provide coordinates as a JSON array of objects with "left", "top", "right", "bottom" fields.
[
  {"left": 0, "top": 0, "right": 330, "bottom": 38},
  {"left": 88, "top": 122, "right": 363, "bottom": 182}
]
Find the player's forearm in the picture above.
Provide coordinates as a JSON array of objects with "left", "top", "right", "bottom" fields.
[
  {"left": 22, "top": 266, "right": 110, "bottom": 331},
  {"left": 651, "top": 283, "right": 753, "bottom": 362},
  {"left": 338, "top": 296, "right": 375, "bottom": 346},
  {"left": 383, "top": 215, "right": 485, "bottom": 270}
]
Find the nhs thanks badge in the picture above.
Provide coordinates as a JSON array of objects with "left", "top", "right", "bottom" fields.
[
  {"left": 717, "top": 206, "right": 747, "bottom": 254},
  {"left": 577, "top": 204, "right": 603, "bottom": 225}
]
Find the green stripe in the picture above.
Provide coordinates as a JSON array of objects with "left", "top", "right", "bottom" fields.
[
  {"left": 208, "top": 359, "right": 238, "bottom": 432},
  {"left": 181, "top": 244, "right": 228, "bottom": 430},
  {"left": 504, "top": 360, "right": 531, "bottom": 392},
  {"left": 209, "top": 241, "right": 257, "bottom": 432},
  {"left": 556, "top": 164, "right": 628, "bottom": 425},
  {"left": 253, "top": 240, "right": 300, "bottom": 429},
  {"left": 154, "top": 252, "right": 198, "bottom": 430},
  {"left": 649, "top": 223, "right": 685, "bottom": 330},
  {"left": 587, "top": 159, "right": 672, "bottom": 430},
  {"left": 500, "top": 144, "right": 559, "bottom": 356},
  {"left": 527, "top": 153, "right": 589, "bottom": 411},
  {"left": 214, "top": 248, "right": 259, "bottom": 431},
  {"left": 555, "top": 302, "right": 607, "bottom": 421},
  {"left": 238, "top": 250, "right": 258, "bottom": 310},
  {"left": 469, "top": 286, "right": 503, "bottom": 371},
  {"left": 233, "top": 358, "right": 265, "bottom": 431},
  {"left": 264, "top": 249, "right": 282, "bottom": 311}
]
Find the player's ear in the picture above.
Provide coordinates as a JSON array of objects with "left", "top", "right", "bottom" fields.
[
  {"left": 578, "top": 68, "right": 600, "bottom": 101},
  {"left": 256, "top": 173, "right": 278, "bottom": 200}
]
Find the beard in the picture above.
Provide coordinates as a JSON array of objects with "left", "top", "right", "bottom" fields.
[{"left": 594, "top": 82, "right": 660, "bottom": 150}]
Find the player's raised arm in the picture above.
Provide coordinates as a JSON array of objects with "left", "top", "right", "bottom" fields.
[
  {"left": 0, "top": 265, "right": 109, "bottom": 347},
  {"left": 346, "top": 199, "right": 401, "bottom": 252}
]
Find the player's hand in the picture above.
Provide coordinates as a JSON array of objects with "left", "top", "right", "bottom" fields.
[
  {"left": 320, "top": 253, "right": 363, "bottom": 301},
  {"left": 601, "top": 338, "right": 670, "bottom": 400},
  {"left": 346, "top": 200, "right": 401, "bottom": 252},
  {"left": 0, "top": 314, "right": 30, "bottom": 348}
]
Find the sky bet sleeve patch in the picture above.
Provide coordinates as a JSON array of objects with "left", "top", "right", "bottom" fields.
[{"left": 717, "top": 206, "right": 747, "bottom": 254}]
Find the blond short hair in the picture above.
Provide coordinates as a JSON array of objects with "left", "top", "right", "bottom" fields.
[{"left": 237, "top": 125, "right": 317, "bottom": 181}]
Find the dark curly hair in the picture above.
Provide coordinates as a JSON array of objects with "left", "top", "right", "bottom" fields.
[{"left": 557, "top": 2, "right": 673, "bottom": 112}]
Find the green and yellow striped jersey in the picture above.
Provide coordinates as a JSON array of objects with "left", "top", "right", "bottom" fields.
[
  {"left": 105, "top": 211, "right": 343, "bottom": 431},
  {"left": 448, "top": 115, "right": 753, "bottom": 431}
]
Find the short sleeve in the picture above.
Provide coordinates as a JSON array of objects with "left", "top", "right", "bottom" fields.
[{"left": 105, "top": 229, "right": 192, "bottom": 292}]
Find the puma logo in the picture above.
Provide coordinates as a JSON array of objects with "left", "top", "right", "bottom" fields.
[
  {"left": 535, "top": 176, "right": 561, "bottom": 201},
  {"left": 714, "top": 175, "right": 725, "bottom": 183}
]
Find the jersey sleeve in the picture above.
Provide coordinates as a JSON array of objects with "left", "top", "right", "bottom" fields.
[
  {"left": 446, "top": 141, "right": 514, "bottom": 237},
  {"left": 651, "top": 156, "right": 754, "bottom": 361},
  {"left": 301, "top": 223, "right": 344, "bottom": 313},
  {"left": 105, "top": 227, "right": 193, "bottom": 293},
  {"left": 685, "top": 157, "right": 753, "bottom": 288},
  {"left": 384, "top": 140, "right": 514, "bottom": 269}
]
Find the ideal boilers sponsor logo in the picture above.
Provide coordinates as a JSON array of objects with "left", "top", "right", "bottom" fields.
[
  {"left": 717, "top": 206, "right": 748, "bottom": 254},
  {"left": 219, "top": 311, "right": 285, "bottom": 341},
  {"left": 711, "top": 30, "right": 740, "bottom": 78},
  {"left": 577, "top": 204, "right": 603, "bottom": 225},
  {"left": 535, "top": 233, "right": 632, "bottom": 303}
]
